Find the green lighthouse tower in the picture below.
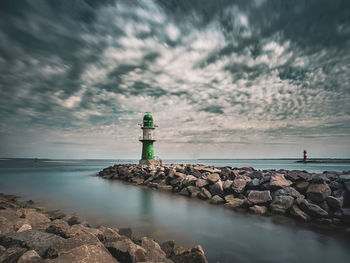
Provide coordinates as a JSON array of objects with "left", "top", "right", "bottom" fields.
[{"left": 139, "top": 113, "right": 159, "bottom": 165}]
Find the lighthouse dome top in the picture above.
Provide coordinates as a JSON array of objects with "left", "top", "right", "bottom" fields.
[{"left": 143, "top": 114, "right": 153, "bottom": 121}]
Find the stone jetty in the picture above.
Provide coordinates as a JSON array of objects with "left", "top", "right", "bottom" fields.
[
  {"left": 98, "top": 164, "right": 350, "bottom": 230},
  {"left": 0, "top": 193, "right": 207, "bottom": 263}
]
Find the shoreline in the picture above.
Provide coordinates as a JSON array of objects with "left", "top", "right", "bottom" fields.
[
  {"left": 98, "top": 164, "right": 350, "bottom": 233},
  {"left": 295, "top": 159, "right": 350, "bottom": 163},
  {"left": 0, "top": 193, "right": 208, "bottom": 262}
]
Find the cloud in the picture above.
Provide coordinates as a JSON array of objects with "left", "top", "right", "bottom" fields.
[{"left": 0, "top": 0, "right": 349, "bottom": 158}]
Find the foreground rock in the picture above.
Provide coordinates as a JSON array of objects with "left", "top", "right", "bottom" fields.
[
  {"left": 0, "top": 193, "right": 208, "bottom": 263},
  {"left": 97, "top": 163, "right": 350, "bottom": 230}
]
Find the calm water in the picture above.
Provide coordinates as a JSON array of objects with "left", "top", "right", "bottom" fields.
[{"left": 0, "top": 158, "right": 350, "bottom": 263}]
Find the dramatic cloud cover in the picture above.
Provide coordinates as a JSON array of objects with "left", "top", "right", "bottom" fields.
[{"left": 0, "top": 0, "right": 349, "bottom": 158}]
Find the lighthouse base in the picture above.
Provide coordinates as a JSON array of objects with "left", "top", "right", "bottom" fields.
[{"left": 139, "top": 159, "right": 160, "bottom": 166}]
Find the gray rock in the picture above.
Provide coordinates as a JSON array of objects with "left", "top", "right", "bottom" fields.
[
  {"left": 249, "top": 205, "right": 268, "bottom": 215},
  {"left": 210, "top": 195, "right": 225, "bottom": 204},
  {"left": 140, "top": 237, "right": 171, "bottom": 262},
  {"left": 206, "top": 173, "right": 220, "bottom": 183},
  {"left": 290, "top": 205, "right": 311, "bottom": 221},
  {"left": 269, "top": 174, "right": 292, "bottom": 189},
  {"left": 18, "top": 250, "right": 42, "bottom": 263},
  {"left": 0, "top": 247, "right": 27, "bottom": 263},
  {"left": 187, "top": 186, "right": 201, "bottom": 197},
  {"left": 179, "top": 188, "right": 190, "bottom": 197},
  {"left": 171, "top": 245, "right": 208, "bottom": 263},
  {"left": 272, "top": 187, "right": 302, "bottom": 199},
  {"left": 270, "top": 196, "right": 294, "bottom": 214},
  {"left": 197, "top": 188, "right": 212, "bottom": 200},
  {"left": 105, "top": 239, "right": 147, "bottom": 263},
  {"left": 46, "top": 219, "right": 70, "bottom": 238},
  {"left": 295, "top": 182, "right": 309, "bottom": 194},
  {"left": 0, "top": 230, "right": 64, "bottom": 257},
  {"left": 299, "top": 199, "right": 329, "bottom": 218},
  {"left": 196, "top": 179, "right": 209, "bottom": 188},
  {"left": 67, "top": 214, "right": 85, "bottom": 226},
  {"left": 326, "top": 196, "right": 343, "bottom": 210},
  {"left": 160, "top": 240, "right": 175, "bottom": 258},
  {"left": 247, "top": 190, "right": 272, "bottom": 205},
  {"left": 182, "top": 175, "right": 197, "bottom": 186},
  {"left": 209, "top": 180, "right": 223, "bottom": 196},
  {"left": 223, "top": 180, "right": 233, "bottom": 191},
  {"left": 46, "top": 244, "right": 118, "bottom": 263},
  {"left": 306, "top": 184, "right": 331, "bottom": 202},
  {"left": 337, "top": 174, "right": 350, "bottom": 183}
]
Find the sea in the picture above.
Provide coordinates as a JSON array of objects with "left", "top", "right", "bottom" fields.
[{"left": 0, "top": 158, "right": 350, "bottom": 263}]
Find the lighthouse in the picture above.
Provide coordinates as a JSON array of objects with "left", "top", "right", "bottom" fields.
[
  {"left": 303, "top": 150, "right": 307, "bottom": 162},
  {"left": 139, "top": 113, "right": 159, "bottom": 166}
]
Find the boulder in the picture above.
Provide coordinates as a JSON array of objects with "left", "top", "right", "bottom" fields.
[
  {"left": 171, "top": 245, "right": 207, "bottom": 263},
  {"left": 68, "top": 224, "right": 104, "bottom": 241},
  {"left": 246, "top": 178, "right": 261, "bottom": 190},
  {"left": 46, "top": 232, "right": 104, "bottom": 259},
  {"left": 0, "top": 247, "right": 27, "bottom": 263},
  {"left": 209, "top": 180, "right": 223, "bottom": 196},
  {"left": 306, "top": 184, "right": 331, "bottom": 203},
  {"left": 179, "top": 188, "right": 190, "bottom": 197},
  {"left": 46, "top": 244, "right": 118, "bottom": 263},
  {"left": 272, "top": 187, "right": 302, "bottom": 199},
  {"left": 299, "top": 199, "right": 329, "bottom": 218},
  {"left": 223, "top": 196, "right": 246, "bottom": 209},
  {"left": 206, "top": 173, "right": 220, "bottom": 184},
  {"left": 187, "top": 186, "right": 201, "bottom": 197},
  {"left": 197, "top": 188, "right": 212, "bottom": 200},
  {"left": 210, "top": 195, "right": 225, "bottom": 205},
  {"left": 18, "top": 209, "right": 51, "bottom": 230},
  {"left": 326, "top": 196, "right": 343, "bottom": 210},
  {"left": 46, "top": 220, "right": 70, "bottom": 238},
  {"left": 158, "top": 185, "right": 173, "bottom": 191},
  {"left": 160, "top": 240, "right": 175, "bottom": 258},
  {"left": 290, "top": 205, "right": 311, "bottom": 221},
  {"left": 223, "top": 180, "right": 233, "bottom": 191},
  {"left": 269, "top": 196, "right": 294, "bottom": 214},
  {"left": 18, "top": 224, "right": 32, "bottom": 232},
  {"left": 44, "top": 210, "right": 66, "bottom": 221},
  {"left": 0, "top": 230, "right": 64, "bottom": 257},
  {"left": 247, "top": 191, "right": 272, "bottom": 205},
  {"left": 97, "top": 226, "right": 121, "bottom": 243},
  {"left": 66, "top": 214, "right": 85, "bottom": 226},
  {"left": 269, "top": 174, "right": 292, "bottom": 189},
  {"left": 196, "top": 179, "right": 209, "bottom": 188},
  {"left": 249, "top": 205, "right": 268, "bottom": 215},
  {"left": 232, "top": 178, "right": 248, "bottom": 194},
  {"left": 0, "top": 216, "right": 14, "bottom": 235},
  {"left": 170, "top": 177, "right": 184, "bottom": 187},
  {"left": 337, "top": 174, "right": 350, "bottom": 183},
  {"left": 140, "top": 237, "right": 171, "bottom": 262},
  {"left": 295, "top": 182, "right": 309, "bottom": 194},
  {"left": 18, "top": 250, "right": 42, "bottom": 263},
  {"left": 182, "top": 175, "right": 197, "bottom": 186},
  {"left": 105, "top": 239, "right": 147, "bottom": 263}
]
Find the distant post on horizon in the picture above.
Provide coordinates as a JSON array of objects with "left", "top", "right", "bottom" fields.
[
  {"left": 139, "top": 113, "right": 159, "bottom": 166},
  {"left": 303, "top": 150, "right": 307, "bottom": 162}
]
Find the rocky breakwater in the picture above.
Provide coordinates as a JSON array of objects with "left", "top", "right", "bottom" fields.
[
  {"left": 98, "top": 164, "right": 350, "bottom": 230},
  {"left": 0, "top": 193, "right": 207, "bottom": 263}
]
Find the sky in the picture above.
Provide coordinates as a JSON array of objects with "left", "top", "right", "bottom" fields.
[{"left": 0, "top": 0, "right": 349, "bottom": 159}]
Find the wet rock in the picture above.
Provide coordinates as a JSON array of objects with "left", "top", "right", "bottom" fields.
[
  {"left": 46, "top": 219, "right": 70, "bottom": 238},
  {"left": 179, "top": 188, "right": 190, "bottom": 197},
  {"left": 66, "top": 214, "right": 85, "bottom": 226},
  {"left": 0, "top": 247, "right": 27, "bottom": 263},
  {"left": 337, "top": 174, "right": 350, "bottom": 183},
  {"left": 290, "top": 205, "right": 310, "bottom": 221},
  {"left": 171, "top": 245, "right": 207, "bottom": 263},
  {"left": 197, "top": 188, "right": 212, "bottom": 200},
  {"left": 209, "top": 180, "right": 223, "bottom": 196},
  {"left": 249, "top": 205, "right": 268, "bottom": 215},
  {"left": 329, "top": 181, "right": 342, "bottom": 191},
  {"left": 338, "top": 208, "right": 350, "bottom": 224},
  {"left": 246, "top": 178, "right": 261, "bottom": 190},
  {"left": 295, "top": 182, "right": 309, "bottom": 194},
  {"left": 97, "top": 226, "right": 121, "bottom": 243},
  {"left": 269, "top": 174, "right": 292, "bottom": 189},
  {"left": 306, "top": 184, "right": 331, "bottom": 203},
  {"left": 105, "top": 239, "right": 147, "bottom": 263},
  {"left": 344, "top": 181, "right": 350, "bottom": 192},
  {"left": 170, "top": 177, "right": 184, "bottom": 187},
  {"left": 223, "top": 196, "right": 246, "bottom": 209},
  {"left": 206, "top": 173, "right": 220, "bottom": 184},
  {"left": 0, "top": 230, "right": 64, "bottom": 257},
  {"left": 270, "top": 196, "right": 294, "bottom": 214},
  {"left": 299, "top": 199, "right": 329, "bottom": 218},
  {"left": 247, "top": 190, "right": 272, "bottom": 205},
  {"left": 160, "top": 240, "right": 175, "bottom": 258},
  {"left": 187, "top": 186, "right": 201, "bottom": 197},
  {"left": 130, "top": 177, "right": 144, "bottom": 185},
  {"left": 18, "top": 250, "right": 42, "bottom": 263},
  {"left": 326, "top": 196, "right": 343, "bottom": 210},
  {"left": 210, "top": 195, "right": 225, "bottom": 205},
  {"left": 140, "top": 237, "right": 171, "bottom": 262},
  {"left": 46, "top": 244, "right": 118, "bottom": 263},
  {"left": 44, "top": 210, "right": 66, "bottom": 221},
  {"left": 158, "top": 185, "right": 173, "bottom": 191},
  {"left": 68, "top": 224, "right": 104, "bottom": 241}
]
